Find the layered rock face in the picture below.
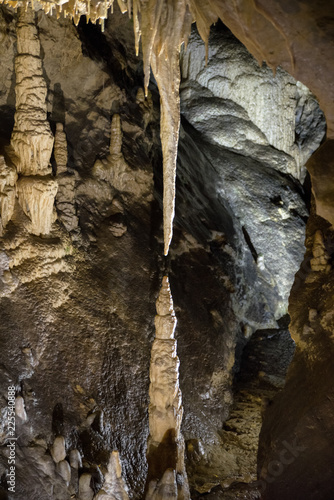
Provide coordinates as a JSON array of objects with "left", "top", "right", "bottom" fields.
[{"left": 0, "top": 3, "right": 331, "bottom": 500}]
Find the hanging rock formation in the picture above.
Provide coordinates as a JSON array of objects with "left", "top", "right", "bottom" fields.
[
  {"left": 146, "top": 276, "right": 189, "bottom": 500},
  {"left": 0, "top": 0, "right": 216, "bottom": 256},
  {"left": 9, "top": 6, "right": 56, "bottom": 235}
]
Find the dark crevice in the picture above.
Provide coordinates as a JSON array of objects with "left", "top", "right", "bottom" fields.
[{"left": 242, "top": 226, "right": 258, "bottom": 263}]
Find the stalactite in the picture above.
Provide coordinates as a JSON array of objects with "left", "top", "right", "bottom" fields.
[
  {"left": 9, "top": 6, "right": 57, "bottom": 235},
  {"left": 11, "top": 7, "right": 54, "bottom": 176},
  {"left": 0, "top": 0, "right": 219, "bottom": 253},
  {"left": 146, "top": 276, "right": 189, "bottom": 500},
  {"left": 136, "top": 0, "right": 193, "bottom": 255}
]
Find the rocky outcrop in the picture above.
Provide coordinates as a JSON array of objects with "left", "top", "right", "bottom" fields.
[
  {"left": 257, "top": 206, "right": 334, "bottom": 500},
  {"left": 180, "top": 27, "right": 325, "bottom": 182},
  {"left": 178, "top": 25, "right": 317, "bottom": 319}
]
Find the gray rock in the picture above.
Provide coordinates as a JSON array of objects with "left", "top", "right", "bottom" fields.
[{"left": 180, "top": 26, "right": 325, "bottom": 181}]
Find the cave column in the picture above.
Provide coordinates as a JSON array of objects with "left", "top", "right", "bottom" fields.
[{"left": 11, "top": 6, "right": 57, "bottom": 235}]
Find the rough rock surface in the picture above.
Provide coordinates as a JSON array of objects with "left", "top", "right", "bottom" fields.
[
  {"left": 257, "top": 204, "right": 334, "bottom": 500},
  {"left": 0, "top": 5, "right": 329, "bottom": 500},
  {"left": 180, "top": 27, "right": 325, "bottom": 182}
]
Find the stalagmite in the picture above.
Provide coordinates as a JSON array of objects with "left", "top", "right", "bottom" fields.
[
  {"left": 146, "top": 276, "right": 189, "bottom": 500},
  {"left": 310, "top": 230, "right": 331, "bottom": 273},
  {"left": 109, "top": 113, "right": 123, "bottom": 158},
  {"left": 9, "top": 6, "right": 57, "bottom": 235},
  {"left": 50, "top": 435, "right": 66, "bottom": 463},
  {"left": 54, "top": 123, "right": 68, "bottom": 175},
  {"left": 92, "top": 114, "right": 153, "bottom": 200},
  {"left": 94, "top": 451, "right": 129, "bottom": 500},
  {"left": 55, "top": 123, "right": 79, "bottom": 232},
  {"left": 79, "top": 473, "right": 94, "bottom": 500},
  {"left": 57, "top": 459, "right": 71, "bottom": 485}
]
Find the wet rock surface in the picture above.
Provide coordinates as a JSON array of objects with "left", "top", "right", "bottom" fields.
[{"left": 0, "top": 7, "right": 325, "bottom": 500}]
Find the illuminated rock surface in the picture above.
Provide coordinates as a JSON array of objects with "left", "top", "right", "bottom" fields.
[
  {"left": 146, "top": 276, "right": 189, "bottom": 499},
  {"left": 0, "top": 2, "right": 332, "bottom": 500}
]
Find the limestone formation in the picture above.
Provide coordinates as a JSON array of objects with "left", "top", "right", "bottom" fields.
[
  {"left": 17, "top": 176, "right": 58, "bottom": 235},
  {"left": 93, "top": 114, "right": 153, "bottom": 200},
  {"left": 54, "top": 123, "right": 79, "bottom": 232},
  {"left": 180, "top": 28, "right": 325, "bottom": 181},
  {"left": 0, "top": 156, "right": 17, "bottom": 233},
  {"left": 69, "top": 449, "right": 82, "bottom": 469},
  {"left": 310, "top": 230, "right": 331, "bottom": 273},
  {"left": 54, "top": 123, "right": 68, "bottom": 175},
  {"left": 79, "top": 473, "right": 94, "bottom": 500},
  {"left": 146, "top": 276, "right": 189, "bottom": 500},
  {"left": 51, "top": 436, "right": 66, "bottom": 464},
  {"left": 94, "top": 451, "right": 129, "bottom": 500},
  {"left": 9, "top": 6, "right": 57, "bottom": 235},
  {"left": 15, "top": 395, "right": 27, "bottom": 421},
  {"left": 146, "top": 469, "right": 177, "bottom": 500},
  {"left": 0, "top": 0, "right": 333, "bottom": 259},
  {"left": 56, "top": 173, "right": 78, "bottom": 232},
  {"left": 57, "top": 459, "right": 71, "bottom": 485},
  {"left": 0, "top": 3, "right": 333, "bottom": 500},
  {"left": 0, "top": 1, "right": 215, "bottom": 256},
  {"left": 109, "top": 114, "right": 123, "bottom": 158},
  {"left": 11, "top": 7, "right": 54, "bottom": 176}
]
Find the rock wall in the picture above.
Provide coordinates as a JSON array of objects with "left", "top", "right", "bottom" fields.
[{"left": 0, "top": 4, "right": 330, "bottom": 500}]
